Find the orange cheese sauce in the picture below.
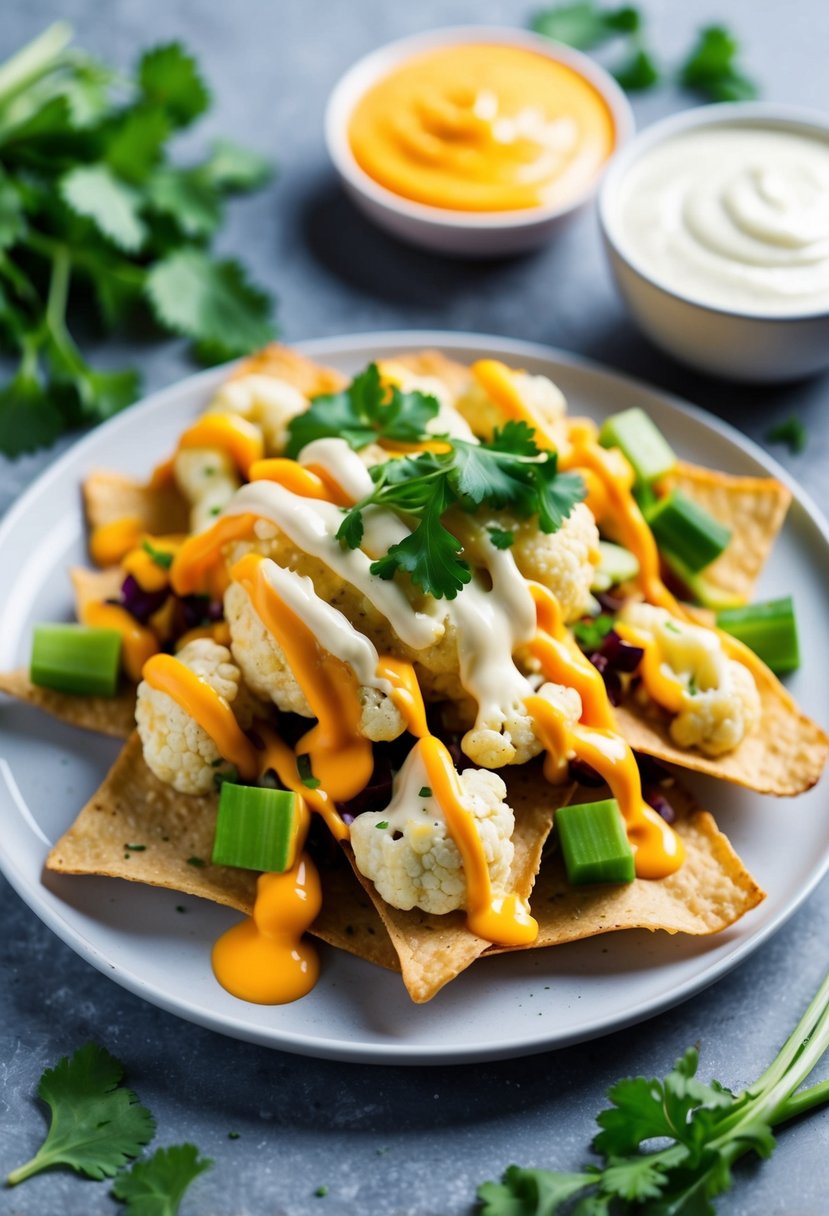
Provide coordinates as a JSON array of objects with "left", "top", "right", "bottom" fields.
[
  {"left": 80, "top": 601, "right": 158, "bottom": 682},
  {"left": 349, "top": 44, "right": 615, "bottom": 212},
  {"left": 177, "top": 414, "right": 264, "bottom": 477}
]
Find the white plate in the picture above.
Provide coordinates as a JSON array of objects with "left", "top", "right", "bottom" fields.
[{"left": 1, "top": 332, "right": 828, "bottom": 1065}]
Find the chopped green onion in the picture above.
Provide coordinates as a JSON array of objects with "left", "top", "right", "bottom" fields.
[
  {"left": 591, "top": 540, "right": 640, "bottom": 592},
  {"left": 418, "top": 787, "right": 432, "bottom": 798},
  {"left": 141, "top": 539, "right": 174, "bottom": 570},
  {"left": 30, "top": 623, "right": 122, "bottom": 696},
  {"left": 716, "top": 596, "right": 800, "bottom": 675},
  {"left": 599, "top": 407, "right": 676, "bottom": 485},
  {"left": 375, "top": 821, "right": 389, "bottom": 830},
  {"left": 555, "top": 799, "right": 635, "bottom": 886},
  {"left": 661, "top": 550, "right": 745, "bottom": 611},
  {"left": 572, "top": 614, "right": 615, "bottom": 651},
  {"left": 647, "top": 489, "right": 732, "bottom": 573},
  {"left": 297, "top": 753, "right": 321, "bottom": 789},
  {"left": 766, "top": 414, "right": 808, "bottom": 455},
  {"left": 212, "top": 783, "right": 301, "bottom": 873}
]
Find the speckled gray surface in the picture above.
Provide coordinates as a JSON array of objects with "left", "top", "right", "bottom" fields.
[{"left": 1, "top": 0, "right": 829, "bottom": 1212}]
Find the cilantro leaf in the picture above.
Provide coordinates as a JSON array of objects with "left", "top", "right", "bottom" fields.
[
  {"left": 111, "top": 1143, "right": 212, "bottom": 1216},
  {"left": 145, "top": 248, "right": 275, "bottom": 359},
  {"left": 105, "top": 105, "right": 171, "bottom": 184},
  {"left": 766, "top": 415, "right": 807, "bottom": 455},
  {"left": 146, "top": 167, "right": 223, "bottom": 239},
  {"left": 531, "top": 2, "right": 639, "bottom": 49},
  {"left": 60, "top": 164, "right": 147, "bottom": 252},
  {"left": 201, "top": 138, "right": 273, "bottom": 192},
  {"left": 531, "top": 465, "right": 586, "bottom": 534},
  {"left": 138, "top": 43, "right": 210, "bottom": 127},
  {"left": 6, "top": 1042, "right": 155, "bottom": 1185},
  {"left": 613, "top": 46, "right": 661, "bottom": 91},
  {"left": 478, "top": 1166, "right": 592, "bottom": 1215},
  {"left": 680, "top": 25, "right": 758, "bottom": 101},
  {"left": 572, "top": 614, "right": 614, "bottom": 651},
  {"left": 0, "top": 372, "right": 64, "bottom": 456},
  {"left": 286, "top": 363, "right": 440, "bottom": 458},
  {"left": 370, "top": 493, "right": 471, "bottom": 600},
  {"left": 487, "top": 527, "right": 515, "bottom": 550},
  {"left": 0, "top": 172, "right": 26, "bottom": 249}
]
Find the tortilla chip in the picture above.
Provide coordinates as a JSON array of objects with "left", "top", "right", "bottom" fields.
[
  {"left": 230, "top": 343, "right": 347, "bottom": 397},
  {"left": 491, "top": 782, "right": 764, "bottom": 953},
  {"left": 0, "top": 669, "right": 136, "bottom": 738},
  {"left": 613, "top": 672, "right": 829, "bottom": 796},
  {"left": 342, "top": 764, "right": 573, "bottom": 1003},
  {"left": 661, "top": 461, "right": 791, "bottom": 604},
  {"left": 70, "top": 565, "right": 124, "bottom": 615},
  {"left": 391, "top": 350, "right": 472, "bottom": 399},
  {"left": 83, "top": 468, "right": 190, "bottom": 534},
  {"left": 45, "top": 733, "right": 399, "bottom": 969}
]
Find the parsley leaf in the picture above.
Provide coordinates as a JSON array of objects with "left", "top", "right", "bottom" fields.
[
  {"left": 6, "top": 1043, "right": 155, "bottom": 1185},
  {"left": 61, "top": 164, "right": 147, "bottom": 252},
  {"left": 201, "top": 138, "right": 273, "bottom": 192},
  {"left": 370, "top": 490, "right": 472, "bottom": 600},
  {"left": 680, "top": 25, "right": 758, "bottom": 101},
  {"left": 531, "top": 2, "right": 639, "bottom": 50},
  {"left": 111, "top": 1143, "right": 212, "bottom": 1216},
  {"left": 0, "top": 371, "right": 65, "bottom": 456},
  {"left": 285, "top": 363, "right": 440, "bottom": 458},
  {"left": 487, "top": 527, "right": 515, "bottom": 550},
  {"left": 138, "top": 43, "right": 210, "bottom": 128},
  {"left": 478, "top": 1166, "right": 592, "bottom": 1214}
]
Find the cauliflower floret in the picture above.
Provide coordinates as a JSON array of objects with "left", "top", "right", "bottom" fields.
[
  {"left": 207, "top": 373, "right": 308, "bottom": 454},
  {"left": 496, "top": 502, "right": 600, "bottom": 623},
  {"left": 619, "top": 602, "right": 760, "bottom": 756},
  {"left": 224, "top": 577, "right": 406, "bottom": 743},
  {"left": 350, "top": 746, "right": 514, "bottom": 915},
  {"left": 455, "top": 370, "right": 568, "bottom": 445},
  {"left": 671, "top": 660, "right": 761, "bottom": 756},
  {"left": 174, "top": 447, "right": 240, "bottom": 532},
  {"left": 136, "top": 638, "right": 249, "bottom": 795},
  {"left": 461, "top": 679, "right": 582, "bottom": 769}
]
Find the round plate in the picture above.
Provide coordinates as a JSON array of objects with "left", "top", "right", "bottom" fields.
[{"left": 1, "top": 332, "right": 827, "bottom": 1065}]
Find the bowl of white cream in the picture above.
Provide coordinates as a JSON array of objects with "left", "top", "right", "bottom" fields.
[{"left": 599, "top": 103, "right": 829, "bottom": 382}]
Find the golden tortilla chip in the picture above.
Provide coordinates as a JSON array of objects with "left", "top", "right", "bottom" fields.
[
  {"left": 230, "top": 343, "right": 347, "bottom": 396},
  {"left": 45, "top": 733, "right": 399, "bottom": 969},
  {"left": 491, "top": 782, "right": 764, "bottom": 953},
  {"left": 613, "top": 671, "right": 829, "bottom": 797},
  {"left": 70, "top": 565, "right": 124, "bottom": 615},
  {"left": 0, "top": 668, "right": 136, "bottom": 739},
  {"left": 343, "top": 764, "right": 573, "bottom": 1003},
  {"left": 83, "top": 469, "right": 190, "bottom": 534},
  {"left": 661, "top": 461, "right": 791, "bottom": 604}
]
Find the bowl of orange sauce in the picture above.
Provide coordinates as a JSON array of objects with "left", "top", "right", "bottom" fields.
[{"left": 325, "top": 26, "right": 633, "bottom": 256}]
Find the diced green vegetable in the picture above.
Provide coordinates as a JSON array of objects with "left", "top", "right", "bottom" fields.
[
  {"left": 661, "top": 550, "right": 744, "bottom": 611},
  {"left": 212, "top": 784, "right": 301, "bottom": 873},
  {"left": 717, "top": 596, "right": 800, "bottom": 675},
  {"left": 591, "top": 540, "right": 640, "bottom": 592},
  {"left": 30, "top": 623, "right": 122, "bottom": 696},
  {"left": 555, "top": 799, "right": 635, "bottom": 886},
  {"left": 647, "top": 489, "right": 732, "bottom": 573},
  {"left": 599, "top": 407, "right": 676, "bottom": 485}
]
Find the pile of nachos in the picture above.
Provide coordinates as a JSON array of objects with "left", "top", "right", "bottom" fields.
[{"left": 1, "top": 344, "right": 826, "bottom": 1004}]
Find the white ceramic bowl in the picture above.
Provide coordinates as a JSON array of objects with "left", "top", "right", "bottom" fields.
[
  {"left": 599, "top": 103, "right": 829, "bottom": 383},
  {"left": 325, "top": 26, "right": 634, "bottom": 258}
]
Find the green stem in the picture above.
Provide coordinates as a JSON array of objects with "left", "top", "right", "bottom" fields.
[
  {"left": 775, "top": 1077, "right": 829, "bottom": 1124},
  {"left": 0, "top": 22, "right": 73, "bottom": 112},
  {"left": 6, "top": 1152, "right": 47, "bottom": 1186}
]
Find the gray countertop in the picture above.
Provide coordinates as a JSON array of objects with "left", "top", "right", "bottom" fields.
[{"left": 2, "top": 1, "right": 829, "bottom": 1212}]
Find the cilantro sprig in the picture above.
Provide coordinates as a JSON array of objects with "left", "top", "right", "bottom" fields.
[
  {"left": 112, "top": 1143, "right": 213, "bottom": 1215},
  {"left": 285, "top": 362, "right": 441, "bottom": 458},
  {"left": 333, "top": 412, "right": 585, "bottom": 599},
  {"left": 6, "top": 1042, "right": 155, "bottom": 1184},
  {"left": 478, "top": 968, "right": 829, "bottom": 1215},
  {"left": 0, "top": 23, "right": 275, "bottom": 457}
]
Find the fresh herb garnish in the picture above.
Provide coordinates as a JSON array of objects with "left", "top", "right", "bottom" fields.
[
  {"left": 314, "top": 1184, "right": 329, "bottom": 1197},
  {"left": 6, "top": 1043, "right": 155, "bottom": 1185},
  {"left": 124, "top": 842, "right": 147, "bottom": 851},
  {"left": 285, "top": 362, "right": 440, "bottom": 458},
  {"left": 142, "top": 540, "right": 174, "bottom": 571},
  {"left": 186, "top": 855, "right": 206, "bottom": 868},
  {"left": 375, "top": 821, "right": 389, "bottom": 830},
  {"left": 0, "top": 23, "right": 274, "bottom": 457},
  {"left": 336, "top": 416, "right": 585, "bottom": 600},
  {"left": 111, "top": 1143, "right": 212, "bottom": 1215},
  {"left": 486, "top": 526, "right": 515, "bottom": 550},
  {"left": 572, "top": 614, "right": 615, "bottom": 652},
  {"left": 531, "top": 5, "right": 756, "bottom": 100},
  {"left": 680, "top": 24, "right": 758, "bottom": 101},
  {"left": 766, "top": 415, "right": 808, "bottom": 455},
  {"left": 418, "top": 787, "right": 432, "bottom": 798},
  {"left": 297, "top": 753, "right": 321, "bottom": 789},
  {"left": 478, "top": 969, "right": 829, "bottom": 1214}
]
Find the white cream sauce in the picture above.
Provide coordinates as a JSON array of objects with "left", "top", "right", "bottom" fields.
[{"left": 617, "top": 125, "right": 829, "bottom": 315}]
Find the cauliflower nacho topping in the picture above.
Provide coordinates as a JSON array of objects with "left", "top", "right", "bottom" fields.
[{"left": 11, "top": 343, "right": 827, "bottom": 1007}]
